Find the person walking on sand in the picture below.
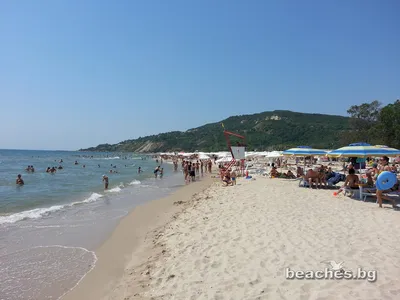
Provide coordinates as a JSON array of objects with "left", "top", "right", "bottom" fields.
[
  {"left": 16, "top": 174, "right": 24, "bottom": 185},
  {"left": 102, "top": 175, "right": 109, "bottom": 190}
]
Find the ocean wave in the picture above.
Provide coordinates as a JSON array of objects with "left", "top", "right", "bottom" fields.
[
  {"left": 101, "top": 156, "right": 120, "bottom": 160},
  {"left": 128, "top": 179, "right": 141, "bottom": 185},
  {"left": 107, "top": 186, "right": 122, "bottom": 193},
  {"left": 0, "top": 193, "right": 104, "bottom": 225},
  {"left": 70, "top": 193, "right": 103, "bottom": 205},
  {"left": 0, "top": 205, "right": 65, "bottom": 224}
]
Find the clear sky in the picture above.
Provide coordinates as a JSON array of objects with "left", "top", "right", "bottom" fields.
[{"left": 0, "top": 0, "right": 399, "bottom": 150}]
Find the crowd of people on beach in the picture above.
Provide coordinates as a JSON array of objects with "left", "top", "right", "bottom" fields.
[{"left": 262, "top": 155, "right": 400, "bottom": 209}]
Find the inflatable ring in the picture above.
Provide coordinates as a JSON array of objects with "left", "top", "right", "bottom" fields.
[{"left": 376, "top": 171, "right": 397, "bottom": 191}]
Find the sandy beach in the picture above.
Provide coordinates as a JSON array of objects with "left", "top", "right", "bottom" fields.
[
  {"left": 61, "top": 176, "right": 214, "bottom": 300},
  {"left": 64, "top": 175, "right": 400, "bottom": 300}
]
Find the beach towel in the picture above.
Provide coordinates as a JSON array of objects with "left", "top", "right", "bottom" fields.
[{"left": 327, "top": 172, "right": 345, "bottom": 186}]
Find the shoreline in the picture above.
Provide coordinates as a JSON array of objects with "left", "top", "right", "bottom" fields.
[{"left": 61, "top": 175, "right": 214, "bottom": 300}]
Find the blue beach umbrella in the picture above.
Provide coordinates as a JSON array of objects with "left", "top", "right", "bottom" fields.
[
  {"left": 283, "top": 146, "right": 327, "bottom": 156},
  {"left": 327, "top": 143, "right": 400, "bottom": 158}
]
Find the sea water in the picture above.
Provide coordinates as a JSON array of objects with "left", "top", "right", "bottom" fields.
[{"left": 0, "top": 149, "right": 185, "bottom": 300}]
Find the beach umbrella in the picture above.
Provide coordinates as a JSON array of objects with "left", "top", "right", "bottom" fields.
[
  {"left": 283, "top": 146, "right": 327, "bottom": 156},
  {"left": 327, "top": 143, "right": 400, "bottom": 158}
]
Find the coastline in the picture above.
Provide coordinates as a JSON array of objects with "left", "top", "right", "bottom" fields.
[{"left": 61, "top": 175, "right": 214, "bottom": 300}]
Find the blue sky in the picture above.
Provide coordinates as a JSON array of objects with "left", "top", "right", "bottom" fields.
[{"left": 0, "top": 0, "right": 399, "bottom": 150}]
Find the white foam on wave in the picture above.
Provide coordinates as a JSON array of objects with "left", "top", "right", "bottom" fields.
[
  {"left": 107, "top": 186, "right": 122, "bottom": 193},
  {"left": 101, "top": 156, "right": 120, "bottom": 160},
  {"left": 0, "top": 193, "right": 104, "bottom": 225},
  {"left": 71, "top": 192, "right": 103, "bottom": 205},
  {"left": 128, "top": 179, "right": 141, "bottom": 185},
  {"left": 0, "top": 205, "right": 64, "bottom": 225}
]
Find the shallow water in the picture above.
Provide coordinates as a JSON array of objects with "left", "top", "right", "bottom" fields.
[{"left": 0, "top": 149, "right": 187, "bottom": 299}]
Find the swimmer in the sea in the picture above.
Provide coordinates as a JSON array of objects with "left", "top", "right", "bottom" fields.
[
  {"left": 102, "top": 175, "right": 109, "bottom": 189},
  {"left": 138, "top": 167, "right": 142, "bottom": 173},
  {"left": 16, "top": 174, "right": 24, "bottom": 185}
]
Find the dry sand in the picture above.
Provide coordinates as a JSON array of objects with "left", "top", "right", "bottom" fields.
[
  {"left": 136, "top": 177, "right": 400, "bottom": 300},
  {"left": 64, "top": 175, "right": 400, "bottom": 300}
]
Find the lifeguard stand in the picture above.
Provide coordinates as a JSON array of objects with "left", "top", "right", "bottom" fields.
[{"left": 221, "top": 124, "right": 246, "bottom": 176}]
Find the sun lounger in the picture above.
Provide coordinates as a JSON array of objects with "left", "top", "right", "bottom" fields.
[
  {"left": 298, "top": 179, "right": 339, "bottom": 189},
  {"left": 361, "top": 189, "right": 400, "bottom": 202}
]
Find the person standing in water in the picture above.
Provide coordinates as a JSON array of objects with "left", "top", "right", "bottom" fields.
[
  {"left": 138, "top": 167, "right": 142, "bottom": 173},
  {"left": 16, "top": 174, "right": 24, "bottom": 185},
  {"left": 154, "top": 166, "right": 160, "bottom": 178},
  {"left": 159, "top": 168, "right": 164, "bottom": 178},
  {"left": 102, "top": 175, "right": 109, "bottom": 189}
]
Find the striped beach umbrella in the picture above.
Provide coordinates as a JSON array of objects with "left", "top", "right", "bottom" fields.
[
  {"left": 327, "top": 143, "right": 400, "bottom": 158},
  {"left": 283, "top": 146, "right": 327, "bottom": 156}
]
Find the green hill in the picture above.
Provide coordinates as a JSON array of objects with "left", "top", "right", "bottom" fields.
[{"left": 79, "top": 110, "right": 350, "bottom": 152}]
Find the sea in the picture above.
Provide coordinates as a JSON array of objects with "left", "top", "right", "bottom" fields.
[{"left": 0, "top": 149, "right": 185, "bottom": 300}]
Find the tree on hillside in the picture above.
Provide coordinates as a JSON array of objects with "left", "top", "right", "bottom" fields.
[
  {"left": 376, "top": 100, "right": 400, "bottom": 148},
  {"left": 342, "top": 100, "right": 382, "bottom": 144}
]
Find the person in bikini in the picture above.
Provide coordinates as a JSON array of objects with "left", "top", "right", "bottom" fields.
[{"left": 334, "top": 168, "right": 359, "bottom": 195}]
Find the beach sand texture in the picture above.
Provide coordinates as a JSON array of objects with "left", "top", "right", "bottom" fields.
[{"left": 127, "top": 177, "right": 400, "bottom": 300}]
